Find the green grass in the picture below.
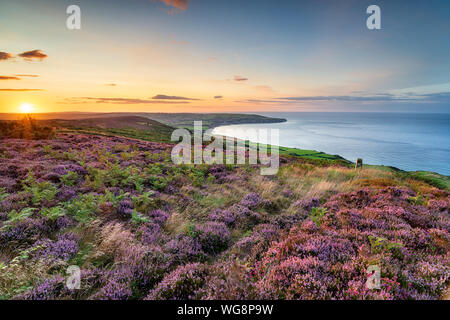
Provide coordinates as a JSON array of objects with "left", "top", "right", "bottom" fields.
[
  {"left": 278, "top": 146, "right": 349, "bottom": 161},
  {"left": 408, "top": 171, "right": 450, "bottom": 190}
]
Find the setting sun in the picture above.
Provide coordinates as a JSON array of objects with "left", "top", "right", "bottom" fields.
[{"left": 19, "top": 103, "right": 34, "bottom": 113}]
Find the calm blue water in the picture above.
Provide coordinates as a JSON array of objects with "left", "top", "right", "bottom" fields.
[{"left": 212, "top": 112, "right": 450, "bottom": 175}]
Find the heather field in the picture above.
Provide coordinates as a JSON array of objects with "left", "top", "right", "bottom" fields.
[{"left": 0, "top": 127, "right": 448, "bottom": 301}]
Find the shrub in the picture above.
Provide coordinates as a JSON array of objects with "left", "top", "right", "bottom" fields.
[
  {"left": 0, "top": 218, "right": 50, "bottom": 245},
  {"left": 15, "top": 276, "right": 68, "bottom": 300},
  {"left": 2, "top": 208, "right": 36, "bottom": 229},
  {"left": 131, "top": 210, "right": 150, "bottom": 225},
  {"left": 194, "top": 222, "right": 230, "bottom": 255},
  {"left": 132, "top": 191, "right": 158, "bottom": 213},
  {"left": 40, "top": 206, "right": 66, "bottom": 221},
  {"left": 61, "top": 172, "right": 80, "bottom": 186},
  {"left": 94, "top": 266, "right": 133, "bottom": 300},
  {"left": 165, "top": 235, "right": 205, "bottom": 263},
  {"left": 137, "top": 223, "right": 161, "bottom": 245},
  {"left": 56, "top": 186, "right": 77, "bottom": 202},
  {"left": 22, "top": 173, "right": 57, "bottom": 205},
  {"left": 293, "top": 197, "right": 320, "bottom": 212},
  {"left": 147, "top": 209, "right": 170, "bottom": 226},
  {"left": 208, "top": 209, "right": 235, "bottom": 226},
  {"left": 240, "top": 192, "right": 270, "bottom": 209},
  {"left": 33, "top": 233, "right": 79, "bottom": 262},
  {"left": 0, "top": 117, "right": 55, "bottom": 140},
  {"left": 201, "top": 262, "right": 257, "bottom": 300},
  {"left": 0, "top": 188, "right": 10, "bottom": 202},
  {"left": 117, "top": 200, "right": 133, "bottom": 219},
  {"left": 147, "top": 263, "right": 208, "bottom": 300},
  {"left": 368, "top": 236, "right": 403, "bottom": 255},
  {"left": 309, "top": 207, "right": 328, "bottom": 226},
  {"left": 65, "top": 194, "right": 98, "bottom": 223}
]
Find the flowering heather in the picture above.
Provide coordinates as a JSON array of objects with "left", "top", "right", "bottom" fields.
[
  {"left": 15, "top": 276, "right": 69, "bottom": 300},
  {"left": 240, "top": 192, "right": 271, "bottom": 209},
  {"left": 208, "top": 208, "right": 235, "bottom": 226},
  {"left": 117, "top": 200, "right": 133, "bottom": 219},
  {"left": 194, "top": 222, "right": 231, "bottom": 255},
  {"left": 147, "top": 209, "right": 170, "bottom": 226},
  {"left": 200, "top": 261, "right": 258, "bottom": 300},
  {"left": 56, "top": 186, "right": 77, "bottom": 202},
  {"left": 165, "top": 235, "right": 205, "bottom": 263},
  {"left": 227, "top": 204, "right": 263, "bottom": 229},
  {"left": 32, "top": 232, "right": 80, "bottom": 262},
  {"left": 0, "top": 177, "right": 17, "bottom": 192},
  {"left": 293, "top": 197, "right": 320, "bottom": 212},
  {"left": 147, "top": 263, "right": 208, "bottom": 300},
  {"left": 1, "top": 133, "right": 448, "bottom": 300},
  {"left": 0, "top": 199, "right": 13, "bottom": 212},
  {"left": 94, "top": 266, "right": 134, "bottom": 300},
  {"left": 250, "top": 187, "right": 450, "bottom": 299},
  {"left": 0, "top": 218, "right": 51, "bottom": 245},
  {"left": 138, "top": 222, "right": 162, "bottom": 245}
]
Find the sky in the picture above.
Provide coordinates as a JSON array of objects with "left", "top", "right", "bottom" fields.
[{"left": 0, "top": 0, "right": 449, "bottom": 113}]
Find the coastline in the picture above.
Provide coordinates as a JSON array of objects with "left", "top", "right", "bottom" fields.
[
  {"left": 211, "top": 113, "right": 450, "bottom": 177},
  {"left": 211, "top": 121, "right": 450, "bottom": 189}
]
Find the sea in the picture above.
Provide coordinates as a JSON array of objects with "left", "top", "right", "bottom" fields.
[{"left": 212, "top": 112, "right": 450, "bottom": 175}]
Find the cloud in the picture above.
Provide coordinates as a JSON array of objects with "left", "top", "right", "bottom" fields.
[
  {"left": 0, "top": 76, "right": 20, "bottom": 80},
  {"left": 234, "top": 75, "right": 248, "bottom": 82},
  {"left": 75, "top": 97, "right": 190, "bottom": 104},
  {"left": 236, "top": 99, "right": 285, "bottom": 104},
  {"left": 0, "top": 52, "right": 14, "bottom": 61},
  {"left": 105, "top": 83, "right": 117, "bottom": 86},
  {"left": 152, "top": 94, "right": 199, "bottom": 100},
  {"left": 0, "top": 89, "right": 44, "bottom": 92},
  {"left": 254, "top": 85, "right": 276, "bottom": 94},
  {"left": 277, "top": 95, "right": 416, "bottom": 102},
  {"left": 238, "top": 92, "right": 450, "bottom": 105},
  {"left": 159, "top": 0, "right": 188, "bottom": 11},
  {"left": 419, "top": 92, "right": 450, "bottom": 102},
  {"left": 214, "top": 95, "right": 223, "bottom": 99},
  {"left": 18, "top": 50, "right": 48, "bottom": 61},
  {"left": 15, "top": 74, "right": 39, "bottom": 77}
]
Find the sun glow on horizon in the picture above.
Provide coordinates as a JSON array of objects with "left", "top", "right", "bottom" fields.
[{"left": 19, "top": 103, "right": 34, "bottom": 114}]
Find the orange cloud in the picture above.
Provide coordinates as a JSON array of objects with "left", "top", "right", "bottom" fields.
[
  {"left": 0, "top": 89, "right": 44, "bottom": 91},
  {"left": 18, "top": 50, "right": 48, "bottom": 61},
  {"left": 76, "top": 97, "right": 190, "bottom": 104},
  {"left": 152, "top": 94, "right": 199, "bottom": 100},
  {"left": 0, "top": 76, "right": 20, "bottom": 80},
  {"left": 15, "top": 74, "right": 39, "bottom": 77},
  {"left": 160, "top": 0, "right": 188, "bottom": 11},
  {"left": 234, "top": 75, "right": 248, "bottom": 82},
  {"left": 0, "top": 52, "right": 14, "bottom": 61}
]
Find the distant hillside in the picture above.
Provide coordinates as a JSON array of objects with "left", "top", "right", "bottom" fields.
[
  {"left": 44, "top": 116, "right": 175, "bottom": 142},
  {"left": 137, "top": 113, "right": 287, "bottom": 130},
  {"left": 0, "top": 112, "right": 287, "bottom": 130}
]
